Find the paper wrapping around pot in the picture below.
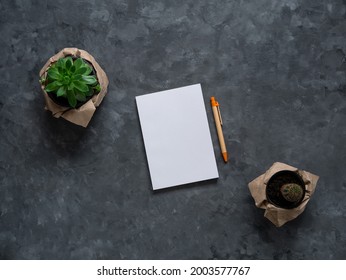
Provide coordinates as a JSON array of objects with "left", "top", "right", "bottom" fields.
[
  {"left": 39, "top": 48, "right": 109, "bottom": 127},
  {"left": 248, "top": 162, "right": 319, "bottom": 227}
]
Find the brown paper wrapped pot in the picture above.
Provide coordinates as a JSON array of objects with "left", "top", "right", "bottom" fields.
[
  {"left": 248, "top": 162, "right": 319, "bottom": 227},
  {"left": 39, "top": 48, "right": 109, "bottom": 127}
]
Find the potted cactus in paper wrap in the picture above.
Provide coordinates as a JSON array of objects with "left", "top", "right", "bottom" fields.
[{"left": 248, "top": 162, "right": 319, "bottom": 227}]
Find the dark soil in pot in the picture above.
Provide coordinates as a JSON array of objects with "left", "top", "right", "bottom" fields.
[
  {"left": 266, "top": 170, "right": 305, "bottom": 209},
  {"left": 46, "top": 56, "right": 97, "bottom": 109}
]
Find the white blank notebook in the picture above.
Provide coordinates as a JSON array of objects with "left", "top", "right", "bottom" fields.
[{"left": 136, "top": 84, "right": 219, "bottom": 190}]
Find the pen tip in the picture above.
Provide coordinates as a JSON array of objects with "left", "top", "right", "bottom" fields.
[{"left": 222, "top": 152, "right": 228, "bottom": 163}]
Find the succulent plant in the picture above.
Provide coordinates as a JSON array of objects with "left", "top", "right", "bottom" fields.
[
  {"left": 280, "top": 183, "right": 304, "bottom": 202},
  {"left": 41, "top": 57, "right": 101, "bottom": 108}
]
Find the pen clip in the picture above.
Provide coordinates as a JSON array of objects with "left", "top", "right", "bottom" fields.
[
  {"left": 211, "top": 97, "right": 223, "bottom": 126},
  {"left": 217, "top": 105, "right": 223, "bottom": 126}
]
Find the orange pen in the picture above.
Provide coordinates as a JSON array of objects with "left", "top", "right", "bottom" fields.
[{"left": 210, "top": 96, "right": 228, "bottom": 163}]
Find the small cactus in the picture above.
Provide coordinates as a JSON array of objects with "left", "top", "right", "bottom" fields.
[{"left": 280, "top": 183, "right": 304, "bottom": 202}]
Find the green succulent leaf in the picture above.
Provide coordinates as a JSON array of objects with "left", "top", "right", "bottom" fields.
[
  {"left": 47, "top": 68, "right": 61, "bottom": 80},
  {"left": 68, "top": 83, "right": 74, "bottom": 91},
  {"left": 65, "top": 57, "right": 73, "bottom": 69},
  {"left": 73, "top": 81, "right": 89, "bottom": 92},
  {"left": 82, "top": 75, "right": 97, "bottom": 85},
  {"left": 56, "top": 86, "right": 66, "bottom": 97},
  {"left": 75, "top": 67, "right": 88, "bottom": 75},
  {"left": 74, "top": 58, "right": 83, "bottom": 69},
  {"left": 55, "top": 59, "right": 64, "bottom": 69},
  {"left": 67, "top": 90, "right": 77, "bottom": 108},
  {"left": 72, "top": 74, "right": 82, "bottom": 81},
  {"left": 45, "top": 81, "right": 62, "bottom": 92},
  {"left": 75, "top": 93, "right": 87, "bottom": 102},
  {"left": 83, "top": 65, "right": 92, "bottom": 75},
  {"left": 94, "top": 84, "right": 101, "bottom": 92}
]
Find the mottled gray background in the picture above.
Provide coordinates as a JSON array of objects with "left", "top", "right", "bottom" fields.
[{"left": 1, "top": 0, "right": 346, "bottom": 260}]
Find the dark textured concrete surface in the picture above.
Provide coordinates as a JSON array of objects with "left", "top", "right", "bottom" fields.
[{"left": 1, "top": 0, "right": 346, "bottom": 260}]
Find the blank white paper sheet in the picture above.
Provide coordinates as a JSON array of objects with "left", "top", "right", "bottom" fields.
[{"left": 136, "top": 84, "right": 219, "bottom": 190}]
